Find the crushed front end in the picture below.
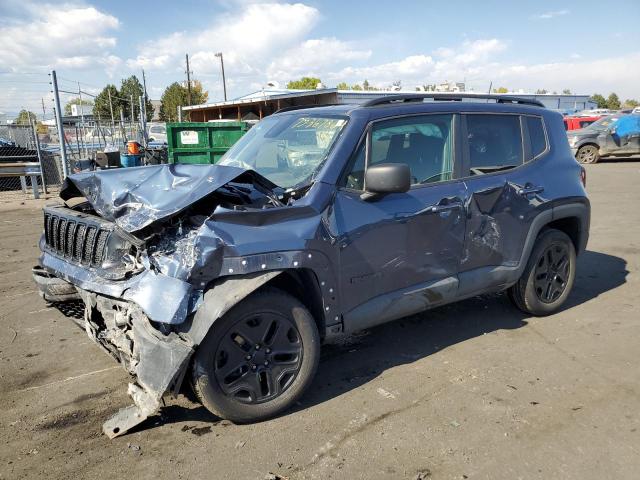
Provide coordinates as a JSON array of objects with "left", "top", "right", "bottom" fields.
[{"left": 32, "top": 164, "right": 294, "bottom": 438}]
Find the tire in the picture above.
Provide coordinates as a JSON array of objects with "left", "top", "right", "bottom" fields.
[
  {"left": 508, "top": 229, "right": 577, "bottom": 316},
  {"left": 576, "top": 144, "right": 600, "bottom": 164},
  {"left": 191, "top": 287, "right": 320, "bottom": 423}
]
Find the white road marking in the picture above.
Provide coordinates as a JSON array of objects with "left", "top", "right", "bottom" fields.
[{"left": 16, "top": 366, "right": 120, "bottom": 393}]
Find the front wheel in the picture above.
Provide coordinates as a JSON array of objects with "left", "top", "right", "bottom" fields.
[
  {"left": 191, "top": 288, "right": 320, "bottom": 423},
  {"left": 576, "top": 145, "right": 599, "bottom": 164},
  {"left": 508, "top": 229, "right": 577, "bottom": 316}
]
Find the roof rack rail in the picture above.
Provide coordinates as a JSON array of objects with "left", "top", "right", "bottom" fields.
[
  {"left": 274, "top": 103, "right": 340, "bottom": 114},
  {"left": 361, "top": 93, "right": 545, "bottom": 108}
]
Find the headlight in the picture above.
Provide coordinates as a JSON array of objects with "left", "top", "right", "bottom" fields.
[
  {"left": 568, "top": 136, "right": 578, "bottom": 147},
  {"left": 100, "top": 232, "right": 139, "bottom": 279}
]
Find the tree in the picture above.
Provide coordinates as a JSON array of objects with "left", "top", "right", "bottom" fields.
[
  {"left": 493, "top": 87, "right": 509, "bottom": 93},
  {"left": 14, "top": 110, "right": 37, "bottom": 125},
  {"left": 160, "top": 83, "right": 187, "bottom": 122},
  {"left": 591, "top": 94, "right": 607, "bottom": 108},
  {"left": 64, "top": 97, "right": 93, "bottom": 116},
  {"left": 159, "top": 81, "right": 208, "bottom": 122},
  {"left": 363, "top": 79, "right": 370, "bottom": 91},
  {"left": 120, "top": 75, "right": 153, "bottom": 121},
  {"left": 93, "top": 84, "right": 122, "bottom": 121},
  {"left": 535, "top": 89, "right": 548, "bottom": 94},
  {"left": 351, "top": 84, "right": 363, "bottom": 91},
  {"left": 286, "top": 77, "right": 322, "bottom": 89},
  {"left": 606, "top": 93, "right": 621, "bottom": 110},
  {"left": 191, "top": 80, "right": 209, "bottom": 105},
  {"left": 562, "top": 89, "right": 572, "bottom": 94},
  {"left": 623, "top": 99, "right": 639, "bottom": 108},
  {"left": 336, "top": 82, "right": 349, "bottom": 90}
]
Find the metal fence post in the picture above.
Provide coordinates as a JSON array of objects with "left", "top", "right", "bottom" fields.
[
  {"left": 139, "top": 95, "right": 148, "bottom": 147},
  {"left": 51, "top": 70, "right": 69, "bottom": 178},
  {"left": 29, "top": 116, "right": 47, "bottom": 195}
]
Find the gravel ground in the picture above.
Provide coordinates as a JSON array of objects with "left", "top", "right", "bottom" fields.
[{"left": 0, "top": 162, "right": 638, "bottom": 480}]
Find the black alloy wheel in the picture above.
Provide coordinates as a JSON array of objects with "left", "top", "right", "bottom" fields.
[
  {"left": 214, "top": 312, "right": 303, "bottom": 404},
  {"left": 191, "top": 288, "right": 320, "bottom": 423},
  {"left": 533, "top": 243, "right": 571, "bottom": 303}
]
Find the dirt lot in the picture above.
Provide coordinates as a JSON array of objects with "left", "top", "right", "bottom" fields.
[{"left": 0, "top": 162, "right": 639, "bottom": 480}]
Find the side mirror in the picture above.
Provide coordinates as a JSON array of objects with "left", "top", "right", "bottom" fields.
[{"left": 361, "top": 163, "right": 411, "bottom": 200}]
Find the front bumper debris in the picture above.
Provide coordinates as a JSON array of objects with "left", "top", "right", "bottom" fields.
[
  {"left": 32, "top": 265, "right": 81, "bottom": 302},
  {"left": 77, "top": 290, "right": 194, "bottom": 438}
]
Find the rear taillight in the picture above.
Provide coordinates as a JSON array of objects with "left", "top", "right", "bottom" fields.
[{"left": 580, "top": 166, "right": 586, "bottom": 188}]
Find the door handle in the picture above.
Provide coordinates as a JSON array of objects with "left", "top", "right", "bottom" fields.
[
  {"left": 517, "top": 185, "right": 544, "bottom": 196},
  {"left": 429, "top": 203, "right": 462, "bottom": 213}
]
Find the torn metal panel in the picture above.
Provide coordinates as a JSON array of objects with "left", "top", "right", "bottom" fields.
[
  {"left": 78, "top": 289, "right": 194, "bottom": 439},
  {"left": 60, "top": 164, "right": 277, "bottom": 233}
]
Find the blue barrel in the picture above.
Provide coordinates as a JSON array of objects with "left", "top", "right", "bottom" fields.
[{"left": 120, "top": 153, "right": 143, "bottom": 168}]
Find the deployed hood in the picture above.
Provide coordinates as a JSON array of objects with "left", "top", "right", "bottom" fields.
[{"left": 60, "top": 164, "right": 278, "bottom": 233}]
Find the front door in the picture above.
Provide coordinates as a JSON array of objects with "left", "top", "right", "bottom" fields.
[{"left": 328, "top": 113, "right": 467, "bottom": 332}]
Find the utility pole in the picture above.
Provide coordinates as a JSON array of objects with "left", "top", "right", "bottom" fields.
[
  {"left": 107, "top": 88, "right": 115, "bottom": 142},
  {"left": 141, "top": 69, "right": 149, "bottom": 122},
  {"left": 130, "top": 94, "right": 135, "bottom": 123},
  {"left": 215, "top": 52, "right": 227, "bottom": 101},
  {"left": 41, "top": 98, "right": 46, "bottom": 119},
  {"left": 185, "top": 54, "right": 192, "bottom": 106},
  {"left": 50, "top": 70, "right": 69, "bottom": 179},
  {"left": 177, "top": 105, "right": 182, "bottom": 122},
  {"left": 78, "top": 82, "right": 87, "bottom": 157},
  {"left": 139, "top": 96, "right": 148, "bottom": 147}
]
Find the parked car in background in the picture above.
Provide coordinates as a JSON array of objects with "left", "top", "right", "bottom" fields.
[
  {"left": 578, "top": 108, "right": 614, "bottom": 116},
  {"left": 564, "top": 115, "right": 603, "bottom": 131},
  {"left": 568, "top": 114, "right": 640, "bottom": 163},
  {"left": 147, "top": 122, "right": 167, "bottom": 143},
  {"left": 33, "top": 94, "right": 590, "bottom": 438}
]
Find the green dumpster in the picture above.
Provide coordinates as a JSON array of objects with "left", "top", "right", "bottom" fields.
[{"left": 166, "top": 121, "right": 250, "bottom": 164}]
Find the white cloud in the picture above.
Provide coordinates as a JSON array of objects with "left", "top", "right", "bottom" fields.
[
  {"left": 0, "top": 2, "right": 121, "bottom": 71},
  {"left": 266, "top": 38, "right": 372, "bottom": 80},
  {"left": 127, "top": 2, "right": 320, "bottom": 77},
  {"left": 492, "top": 53, "right": 640, "bottom": 97},
  {"left": 322, "top": 38, "right": 639, "bottom": 99},
  {"left": 532, "top": 9, "right": 570, "bottom": 20},
  {"left": 329, "top": 39, "right": 507, "bottom": 88}
]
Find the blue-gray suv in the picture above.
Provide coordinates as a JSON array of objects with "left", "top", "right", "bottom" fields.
[{"left": 33, "top": 94, "right": 590, "bottom": 437}]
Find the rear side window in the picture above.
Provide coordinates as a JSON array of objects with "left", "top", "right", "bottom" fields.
[
  {"left": 466, "top": 114, "right": 523, "bottom": 175},
  {"left": 526, "top": 116, "right": 547, "bottom": 158}
]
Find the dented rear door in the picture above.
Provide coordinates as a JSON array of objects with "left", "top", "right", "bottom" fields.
[{"left": 459, "top": 112, "right": 551, "bottom": 294}]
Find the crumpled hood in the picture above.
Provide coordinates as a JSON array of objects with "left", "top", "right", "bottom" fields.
[{"left": 60, "top": 164, "right": 276, "bottom": 233}]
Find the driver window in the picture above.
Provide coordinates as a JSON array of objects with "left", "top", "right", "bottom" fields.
[{"left": 343, "top": 114, "right": 455, "bottom": 190}]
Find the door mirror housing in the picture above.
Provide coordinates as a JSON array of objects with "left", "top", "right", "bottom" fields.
[{"left": 361, "top": 163, "right": 411, "bottom": 200}]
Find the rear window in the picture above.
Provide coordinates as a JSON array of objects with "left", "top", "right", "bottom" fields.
[
  {"left": 466, "top": 114, "right": 523, "bottom": 175},
  {"left": 526, "top": 116, "right": 547, "bottom": 158}
]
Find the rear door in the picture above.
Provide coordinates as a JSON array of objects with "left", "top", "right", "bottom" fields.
[
  {"left": 329, "top": 113, "right": 467, "bottom": 331},
  {"left": 458, "top": 113, "right": 552, "bottom": 297}
]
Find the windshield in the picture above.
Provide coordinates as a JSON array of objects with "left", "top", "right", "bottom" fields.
[
  {"left": 218, "top": 114, "right": 347, "bottom": 189},
  {"left": 585, "top": 115, "right": 621, "bottom": 131}
]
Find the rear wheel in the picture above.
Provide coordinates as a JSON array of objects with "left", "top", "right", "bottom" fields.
[
  {"left": 576, "top": 144, "right": 599, "bottom": 164},
  {"left": 191, "top": 288, "right": 320, "bottom": 423},
  {"left": 508, "top": 229, "right": 576, "bottom": 316}
]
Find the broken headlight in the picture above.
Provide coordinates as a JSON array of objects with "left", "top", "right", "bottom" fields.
[{"left": 100, "top": 233, "right": 140, "bottom": 279}]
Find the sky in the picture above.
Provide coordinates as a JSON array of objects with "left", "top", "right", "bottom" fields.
[{"left": 1, "top": 0, "right": 639, "bottom": 118}]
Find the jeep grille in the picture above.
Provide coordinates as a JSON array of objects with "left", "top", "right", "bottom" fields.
[{"left": 43, "top": 211, "right": 111, "bottom": 267}]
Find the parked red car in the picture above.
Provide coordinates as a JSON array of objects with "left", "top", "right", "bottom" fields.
[{"left": 564, "top": 115, "right": 602, "bottom": 131}]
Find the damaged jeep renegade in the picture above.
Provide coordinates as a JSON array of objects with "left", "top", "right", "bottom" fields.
[{"left": 33, "top": 94, "right": 590, "bottom": 438}]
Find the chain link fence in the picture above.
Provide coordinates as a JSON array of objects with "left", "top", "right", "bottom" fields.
[{"left": 0, "top": 124, "right": 63, "bottom": 201}]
